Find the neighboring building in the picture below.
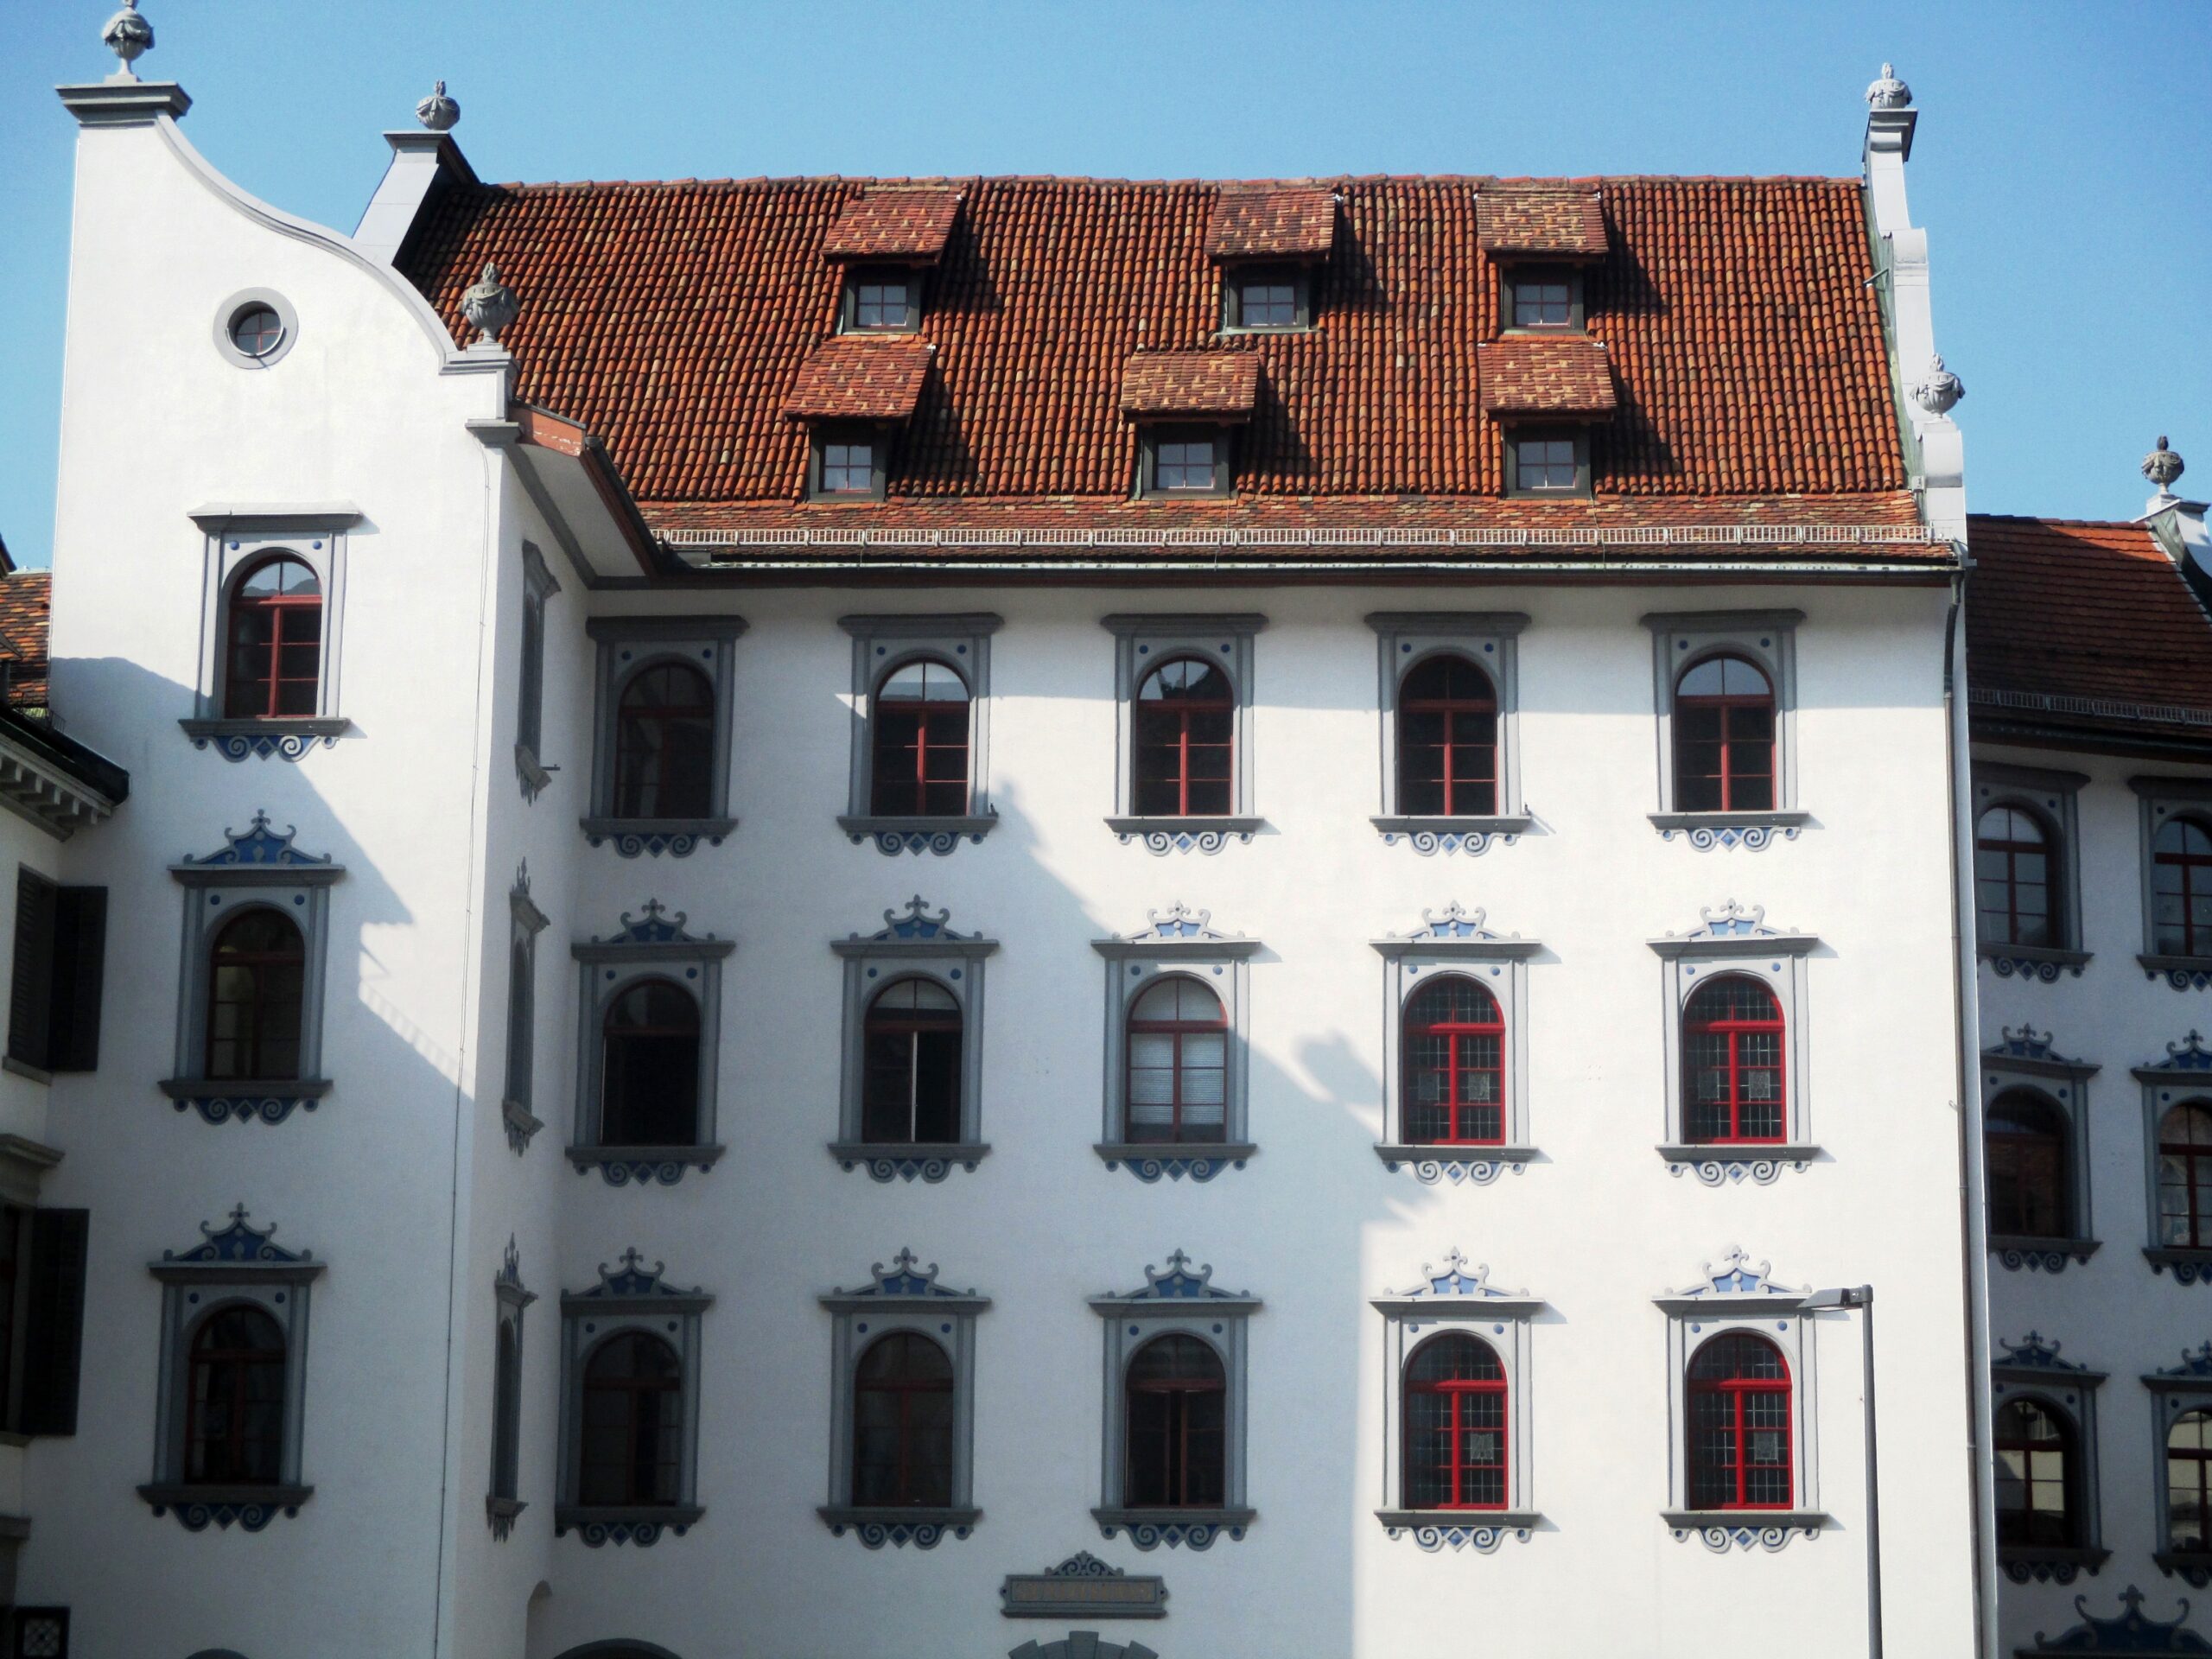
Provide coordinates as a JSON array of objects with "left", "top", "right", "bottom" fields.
[{"left": 1966, "top": 462, "right": 2212, "bottom": 1656}]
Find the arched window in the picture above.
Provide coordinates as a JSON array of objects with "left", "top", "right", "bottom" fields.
[
  {"left": 1402, "top": 975, "right": 1504, "bottom": 1146},
  {"left": 207, "top": 908, "right": 305, "bottom": 1082},
  {"left": 2171, "top": 1408, "right": 2212, "bottom": 1555},
  {"left": 1125, "top": 1334, "right": 1225, "bottom": 1509},
  {"left": 2154, "top": 817, "right": 2212, "bottom": 957},
  {"left": 1994, "top": 1396, "right": 2075, "bottom": 1546},
  {"left": 186, "top": 1306, "right": 287, "bottom": 1485},
  {"left": 613, "top": 663, "right": 715, "bottom": 820},
  {"left": 505, "top": 937, "right": 534, "bottom": 1105},
  {"left": 1688, "top": 1332, "right": 1791, "bottom": 1510},
  {"left": 871, "top": 659, "right": 971, "bottom": 817},
  {"left": 600, "top": 979, "right": 701, "bottom": 1147},
  {"left": 1986, "top": 1090, "right": 2070, "bottom": 1238},
  {"left": 1397, "top": 653, "right": 1497, "bottom": 817},
  {"left": 1683, "top": 975, "right": 1784, "bottom": 1144},
  {"left": 852, "top": 1332, "right": 954, "bottom": 1509},
  {"left": 861, "top": 978, "right": 961, "bottom": 1145},
  {"left": 1126, "top": 976, "right": 1227, "bottom": 1145},
  {"left": 1404, "top": 1333, "right": 1507, "bottom": 1510},
  {"left": 1674, "top": 653, "right": 1775, "bottom": 813},
  {"left": 1133, "top": 658, "right": 1233, "bottom": 818},
  {"left": 579, "top": 1332, "right": 683, "bottom": 1507},
  {"left": 2158, "top": 1102, "right": 2212, "bottom": 1249},
  {"left": 1975, "top": 806, "right": 2055, "bottom": 947},
  {"left": 223, "top": 554, "right": 322, "bottom": 719},
  {"left": 492, "top": 1321, "right": 522, "bottom": 1502}
]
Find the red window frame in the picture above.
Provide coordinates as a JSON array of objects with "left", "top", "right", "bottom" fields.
[
  {"left": 1993, "top": 1396, "right": 2075, "bottom": 1547},
  {"left": 1132, "top": 657, "right": 1234, "bottom": 818},
  {"left": 206, "top": 906, "right": 306, "bottom": 1083},
  {"left": 1687, "top": 1333, "right": 1792, "bottom": 1510},
  {"left": 1402, "top": 975, "right": 1505, "bottom": 1146},
  {"left": 1986, "top": 1090, "right": 2070, "bottom": 1239},
  {"left": 1124, "top": 1334, "right": 1226, "bottom": 1510},
  {"left": 2159, "top": 1102, "right": 2212, "bottom": 1249},
  {"left": 578, "top": 1331, "right": 683, "bottom": 1508},
  {"left": 612, "top": 661, "right": 716, "bottom": 821},
  {"left": 1682, "top": 975, "right": 1786, "bottom": 1145},
  {"left": 2154, "top": 817, "right": 2212, "bottom": 957},
  {"left": 2170, "top": 1408, "right": 2212, "bottom": 1554},
  {"left": 851, "top": 1332, "right": 955, "bottom": 1509},
  {"left": 1673, "top": 652, "right": 1776, "bottom": 812},
  {"left": 1124, "top": 976, "right": 1228, "bottom": 1145},
  {"left": 1974, "top": 806, "right": 2056, "bottom": 948},
  {"left": 222, "top": 553, "right": 322, "bottom": 719},
  {"left": 600, "top": 977, "right": 702, "bottom": 1148},
  {"left": 1403, "top": 1333, "right": 1508, "bottom": 1510},
  {"left": 184, "top": 1305, "right": 286, "bottom": 1485},
  {"left": 869, "top": 658, "right": 972, "bottom": 817},
  {"left": 1396, "top": 653, "right": 1499, "bottom": 817}
]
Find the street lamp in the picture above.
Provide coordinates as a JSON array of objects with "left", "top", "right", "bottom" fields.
[{"left": 1803, "top": 1285, "right": 1880, "bottom": 1659}]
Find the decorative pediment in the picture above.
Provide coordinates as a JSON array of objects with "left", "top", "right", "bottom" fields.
[
  {"left": 1093, "top": 905, "right": 1260, "bottom": 960},
  {"left": 2030, "top": 1587, "right": 2212, "bottom": 1653},
  {"left": 1655, "top": 1245, "right": 1808, "bottom": 1313},
  {"left": 1372, "top": 1247, "right": 1542, "bottom": 1317},
  {"left": 575, "top": 899, "right": 734, "bottom": 963},
  {"left": 1137, "top": 903, "right": 1226, "bottom": 942},
  {"left": 831, "top": 1248, "right": 979, "bottom": 1300},
  {"left": 1992, "top": 1026, "right": 2077, "bottom": 1065},
  {"left": 2144, "top": 1032, "right": 2212, "bottom": 1075},
  {"left": 1092, "top": 1249, "right": 1260, "bottom": 1309},
  {"left": 832, "top": 897, "right": 998, "bottom": 959},
  {"left": 510, "top": 860, "right": 549, "bottom": 933},
  {"left": 1688, "top": 900, "right": 1776, "bottom": 939},
  {"left": 171, "top": 810, "right": 343, "bottom": 886},
  {"left": 1373, "top": 901, "right": 1540, "bottom": 960},
  {"left": 999, "top": 1551, "right": 1170, "bottom": 1620},
  {"left": 1998, "top": 1331, "right": 2094, "bottom": 1374},
  {"left": 1649, "top": 900, "right": 1816, "bottom": 959},
  {"left": 569, "top": 1248, "right": 708, "bottom": 1305},
  {"left": 162, "top": 1204, "right": 312, "bottom": 1266},
  {"left": 1008, "top": 1637, "right": 1161, "bottom": 1659},
  {"left": 493, "top": 1236, "right": 537, "bottom": 1308},
  {"left": 2153, "top": 1342, "right": 2212, "bottom": 1382}
]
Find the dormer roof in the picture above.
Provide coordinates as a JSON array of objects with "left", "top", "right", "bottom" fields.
[
  {"left": 1119, "top": 352, "right": 1262, "bottom": 422},
  {"left": 784, "top": 336, "right": 933, "bottom": 423},
  {"left": 1477, "top": 337, "right": 1618, "bottom": 417},
  {"left": 822, "top": 188, "right": 962, "bottom": 264},
  {"left": 1478, "top": 188, "right": 1608, "bottom": 259},
  {"left": 1204, "top": 187, "right": 1337, "bottom": 260}
]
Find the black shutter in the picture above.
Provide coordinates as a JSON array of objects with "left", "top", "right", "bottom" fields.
[
  {"left": 10, "top": 1607, "right": 67, "bottom": 1658},
  {"left": 5, "top": 871, "right": 55, "bottom": 1072},
  {"left": 18, "top": 1211, "right": 87, "bottom": 1436},
  {"left": 47, "top": 888, "right": 105, "bottom": 1073}
]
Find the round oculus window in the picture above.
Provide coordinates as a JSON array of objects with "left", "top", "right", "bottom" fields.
[{"left": 228, "top": 303, "right": 285, "bottom": 359}]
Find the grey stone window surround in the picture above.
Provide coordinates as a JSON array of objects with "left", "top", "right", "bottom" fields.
[
  {"left": 2145, "top": 1344, "right": 2212, "bottom": 1582},
  {"left": 818, "top": 1249, "right": 989, "bottom": 1547},
  {"left": 504, "top": 865, "right": 550, "bottom": 1154},
  {"left": 1090, "top": 906, "right": 1260, "bottom": 1181},
  {"left": 1133, "top": 426, "right": 1236, "bottom": 500},
  {"left": 212, "top": 286, "right": 301, "bottom": 371},
  {"left": 1101, "top": 614, "right": 1266, "bottom": 852},
  {"left": 1501, "top": 423, "right": 1593, "bottom": 500},
  {"left": 582, "top": 616, "right": 746, "bottom": 857},
  {"left": 1218, "top": 262, "right": 1313, "bottom": 334},
  {"left": 516, "top": 541, "right": 562, "bottom": 802},
  {"left": 2131, "top": 778, "right": 2212, "bottom": 985},
  {"left": 1498, "top": 264, "right": 1587, "bottom": 334},
  {"left": 181, "top": 505, "right": 360, "bottom": 760},
  {"left": 836, "top": 613, "right": 1002, "bottom": 853},
  {"left": 1655, "top": 1247, "right": 1830, "bottom": 1549},
  {"left": 1991, "top": 1332, "right": 2108, "bottom": 1579},
  {"left": 830, "top": 899, "right": 997, "bottom": 1182},
  {"left": 1643, "top": 609, "right": 1808, "bottom": 843},
  {"left": 1981, "top": 1027, "right": 2101, "bottom": 1271},
  {"left": 488, "top": 1238, "right": 536, "bottom": 1540},
  {"left": 2135, "top": 1033, "right": 2212, "bottom": 1281},
  {"left": 141, "top": 1206, "right": 322, "bottom": 1530},
  {"left": 1647, "top": 903, "right": 1818, "bottom": 1182},
  {"left": 1000, "top": 1551, "right": 1168, "bottom": 1619},
  {"left": 1973, "top": 762, "right": 2088, "bottom": 974},
  {"left": 162, "top": 815, "right": 344, "bottom": 1127},
  {"left": 1366, "top": 611, "right": 1534, "bottom": 852},
  {"left": 1370, "top": 904, "right": 1541, "bottom": 1184},
  {"left": 1089, "top": 1251, "right": 1260, "bottom": 1549},
  {"left": 556, "top": 1251, "right": 711, "bottom": 1546},
  {"left": 569, "top": 904, "right": 734, "bottom": 1185},
  {"left": 1372, "top": 1249, "right": 1543, "bottom": 1548}
]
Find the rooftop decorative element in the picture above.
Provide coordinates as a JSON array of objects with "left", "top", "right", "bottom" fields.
[
  {"left": 572, "top": 1248, "right": 701, "bottom": 1301},
  {"left": 829, "top": 1248, "right": 980, "bottom": 1301},
  {"left": 592, "top": 899, "right": 708, "bottom": 946},
  {"left": 182, "top": 810, "right": 334, "bottom": 870},
  {"left": 461, "top": 263, "right": 518, "bottom": 346},
  {"left": 1866, "top": 61, "right": 1912, "bottom": 109},
  {"left": 2146, "top": 435, "right": 2187, "bottom": 494},
  {"left": 1399, "top": 1248, "right": 1526, "bottom": 1302},
  {"left": 2028, "top": 1587, "right": 2212, "bottom": 1653},
  {"left": 1997, "top": 1331, "right": 2093, "bottom": 1373},
  {"left": 1669, "top": 1245, "right": 1806, "bottom": 1302},
  {"left": 102, "top": 1, "right": 154, "bottom": 79},
  {"left": 416, "top": 79, "right": 459, "bottom": 132},
  {"left": 1912, "top": 354, "right": 1964, "bottom": 416},
  {"left": 162, "top": 1205, "right": 311, "bottom": 1267}
]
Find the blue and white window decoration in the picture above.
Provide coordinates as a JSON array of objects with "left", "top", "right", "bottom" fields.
[
  {"left": 830, "top": 898, "right": 997, "bottom": 1183},
  {"left": 1090, "top": 905, "right": 1259, "bottom": 1182},
  {"left": 818, "top": 1249, "right": 989, "bottom": 1548},
  {"left": 2015, "top": 1588, "right": 2210, "bottom": 1655},
  {"left": 162, "top": 811, "right": 343, "bottom": 1126},
  {"left": 1366, "top": 610, "right": 1532, "bottom": 856},
  {"left": 582, "top": 614, "right": 746, "bottom": 857},
  {"left": 1993, "top": 1330, "right": 2107, "bottom": 1582},
  {"left": 1982, "top": 1026, "right": 2099, "bottom": 1272},
  {"left": 2138, "top": 1032, "right": 2212, "bottom": 1282},
  {"left": 1102, "top": 612, "right": 1265, "bottom": 855},
  {"left": 2147, "top": 1342, "right": 2212, "bottom": 1586},
  {"left": 1643, "top": 607, "right": 1806, "bottom": 848},
  {"left": 836, "top": 612, "right": 1001, "bottom": 855},
  {"left": 182, "top": 506, "right": 357, "bottom": 760},
  {"left": 504, "top": 861, "right": 550, "bottom": 1154},
  {"left": 1371, "top": 1248, "right": 1541, "bottom": 1550}
]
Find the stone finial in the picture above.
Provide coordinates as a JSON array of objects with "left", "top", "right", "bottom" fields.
[
  {"left": 1866, "top": 61, "right": 1911, "bottom": 110},
  {"left": 102, "top": 0, "right": 154, "bottom": 79},
  {"left": 2145, "top": 434, "right": 2186, "bottom": 493},
  {"left": 461, "top": 262, "right": 518, "bottom": 346},
  {"left": 416, "top": 79, "right": 460, "bottom": 132},
  {"left": 1911, "top": 354, "right": 1964, "bottom": 416}
]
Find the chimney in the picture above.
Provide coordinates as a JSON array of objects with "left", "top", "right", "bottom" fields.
[{"left": 354, "top": 79, "right": 480, "bottom": 268}]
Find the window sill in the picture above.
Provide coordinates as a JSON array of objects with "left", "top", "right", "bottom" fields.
[
  {"left": 1093, "top": 1505, "right": 1253, "bottom": 1548},
  {"left": 1376, "top": 1508, "right": 1541, "bottom": 1546},
  {"left": 819, "top": 1504, "right": 979, "bottom": 1546},
  {"left": 839, "top": 814, "right": 997, "bottom": 855},
  {"left": 555, "top": 1503, "right": 702, "bottom": 1544},
  {"left": 1980, "top": 943, "right": 2090, "bottom": 980},
  {"left": 140, "top": 1482, "right": 312, "bottom": 1529},
  {"left": 486, "top": 1494, "right": 526, "bottom": 1540},
  {"left": 1664, "top": 1509, "right": 1830, "bottom": 1548},
  {"left": 2141, "top": 954, "right": 2212, "bottom": 988},
  {"left": 1371, "top": 814, "right": 1532, "bottom": 854},
  {"left": 160, "top": 1077, "right": 332, "bottom": 1127},
  {"left": 579, "top": 817, "right": 735, "bottom": 858},
  {"left": 180, "top": 716, "right": 352, "bottom": 763},
  {"left": 1374, "top": 1144, "right": 1535, "bottom": 1186},
  {"left": 830, "top": 1141, "right": 989, "bottom": 1183},
  {"left": 0, "top": 1432, "right": 30, "bottom": 1451},
  {"left": 1990, "top": 1234, "right": 2100, "bottom": 1271},
  {"left": 1656, "top": 1144, "right": 1817, "bottom": 1185},
  {"left": 567, "top": 1144, "right": 725, "bottom": 1186},
  {"left": 0, "top": 1057, "right": 50, "bottom": 1087},
  {"left": 1649, "top": 810, "right": 1809, "bottom": 849},
  {"left": 1095, "top": 1141, "right": 1254, "bottom": 1183},
  {"left": 2155, "top": 1548, "right": 2212, "bottom": 1583},
  {"left": 2145, "top": 1247, "right": 2212, "bottom": 1281},
  {"left": 1999, "top": 1543, "right": 2110, "bottom": 1575},
  {"left": 1106, "top": 816, "right": 1263, "bottom": 855}
]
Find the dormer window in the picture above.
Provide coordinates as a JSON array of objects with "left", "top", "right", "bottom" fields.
[
  {"left": 1143, "top": 426, "right": 1231, "bottom": 499},
  {"left": 1507, "top": 265, "right": 1582, "bottom": 331},
  {"left": 1509, "top": 426, "right": 1588, "bottom": 498},
  {"left": 841, "top": 266, "right": 920, "bottom": 334},
  {"left": 1224, "top": 264, "right": 1311, "bottom": 333},
  {"left": 812, "top": 427, "right": 886, "bottom": 500},
  {"left": 1119, "top": 351, "right": 1259, "bottom": 500},
  {"left": 785, "top": 335, "right": 931, "bottom": 503}
]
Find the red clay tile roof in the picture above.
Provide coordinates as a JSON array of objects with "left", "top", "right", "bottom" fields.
[
  {"left": 1477, "top": 337, "right": 1618, "bottom": 416},
  {"left": 1204, "top": 187, "right": 1338, "bottom": 259},
  {"left": 783, "top": 336, "right": 933, "bottom": 422},
  {"left": 0, "top": 572, "right": 49, "bottom": 709},
  {"left": 1119, "top": 352, "right": 1262, "bottom": 420},
  {"left": 821, "top": 189, "right": 962, "bottom": 264},
  {"left": 399, "top": 173, "right": 1910, "bottom": 543},
  {"left": 1967, "top": 515, "right": 2212, "bottom": 747},
  {"left": 1478, "top": 190, "right": 1609, "bottom": 259}
]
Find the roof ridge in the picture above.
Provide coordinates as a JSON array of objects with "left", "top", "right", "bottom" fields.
[
  {"left": 478, "top": 172, "right": 1862, "bottom": 195},
  {"left": 1970, "top": 512, "right": 2151, "bottom": 531}
]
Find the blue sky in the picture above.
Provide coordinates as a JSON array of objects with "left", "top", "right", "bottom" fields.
[{"left": 2, "top": 0, "right": 2205, "bottom": 568}]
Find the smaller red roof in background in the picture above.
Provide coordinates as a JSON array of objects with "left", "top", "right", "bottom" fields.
[
  {"left": 0, "top": 571, "right": 50, "bottom": 709},
  {"left": 1478, "top": 337, "right": 1618, "bottom": 416},
  {"left": 822, "top": 190, "right": 962, "bottom": 264},
  {"left": 1478, "top": 190, "right": 1608, "bottom": 259},
  {"left": 1120, "top": 352, "right": 1262, "bottom": 421},
  {"left": 1204, "top": 188, "right": 1338, "bottom": 259},
  {"left": 784, "top": 337, "right": 934, "bottom": 422}
]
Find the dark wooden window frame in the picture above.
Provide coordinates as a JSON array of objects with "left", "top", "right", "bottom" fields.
[
  {"left": 850, "top": 1330, "right": 956, "bottom": 1509},
  {"left": 1502, "top": 264, "right": 1586, "bottom": 332},
  {"left": 1123, "top": 1332, "right": 1228, "bottom": 1510},
  {"left": 1136, "top": 424, "right": 1235, "bottom": 499},
  {"left": 809, "top": 423, "right": 890, "bottom": 501},
  {"left": 839, "top": 264, "right": 925, "bottom": 335},
  {"left": 1993, "top": 1394, "right": 2079, "bottom": 1548},
  {"left": 1220, "top": 262, "right": 1313, "bottom": 333},
  {"left": 1503, "top": 423, "right": 1592, "bottom": 499}
]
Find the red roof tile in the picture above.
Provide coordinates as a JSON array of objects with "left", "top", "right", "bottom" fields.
[
  {"left": 1119, "top": 351, "right": 1262, "bottom": 420},
  {"left": 821, "top": 189, "right": 962, "bottom": 264},
  {"left": 1478, "top": 189, "right": 1608, "bottom": 259},
  {"left": 783, "top": 336, "right": 933, "bottom": 422},
  {"left": 0, "top": 572, "right": 49, "bottom": 709},
  {"left": 1204, "top": 187, "right": 1337, "bottom": 259},
  {"left": 1477, "top": 337, "right": 1617, "bottom": 416},
  {"left": 1967, "top": 515, "right": 2212, "bottom": 746}
]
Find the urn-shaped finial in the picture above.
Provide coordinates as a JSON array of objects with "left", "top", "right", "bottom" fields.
[
  {"left": 102, "top": 0, "right": 154, "bottom": 79},
  {"left": 2145, "top": 435, "right": 2186, "bottom": 493},
  {"left": 461, "top": 262, "right": 518, "bottom": 346},
  {"left": 416, "top": 79, "right": 460, "bottom": 133},
  {"left": 1866, "top": 61, "right": 1912, "bottom": 110},
  {"left": 1911, "top": 354, "right": 1964, "bottom": 416}
]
